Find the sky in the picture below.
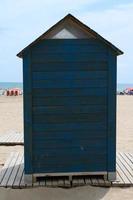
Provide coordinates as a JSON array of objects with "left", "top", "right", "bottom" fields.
[{"left": 0, "top": 0, "right": 133, "bottom": 83}]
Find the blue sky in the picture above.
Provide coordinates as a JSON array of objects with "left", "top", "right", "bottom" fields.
[{"left": 0, "top": 0, "right": 132, "bottom": 83}]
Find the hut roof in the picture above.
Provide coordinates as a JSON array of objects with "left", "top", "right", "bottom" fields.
[{"left": 17, "top": 14, "right": 123, "bottom": 58}]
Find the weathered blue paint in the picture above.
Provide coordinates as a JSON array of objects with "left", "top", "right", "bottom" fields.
[
  {"left": 107, "top": 49, "right": 117, "bottom": 172},
  {"left": 21, "top": 38, "right": 118, "bottom": 176},
  {"left": 23, "top": 49, "right": 33, "bottom": 174}
]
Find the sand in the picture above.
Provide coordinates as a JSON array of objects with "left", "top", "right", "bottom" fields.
[
  {"left": 0, "top": 186, "right": 133, "bottom": 200},
  {"left": 117, "top": 96, "right": 133, "bottom": 152},
  {"left": 0, "top": 95, "right": 132, "bottom": 199},
  {"left": 0, "top": 96, "right": 23, "bottom": 170},
  {"left": 0, "top": 96, "right": 23, "bottom": 135}
]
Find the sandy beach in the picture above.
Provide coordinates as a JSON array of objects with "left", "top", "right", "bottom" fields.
[
  {"left": 0, "top": 96, "right": 23, "bottom": 169},
  {"left": 0, "top": 95, "right": 132, "bottom": 199}
]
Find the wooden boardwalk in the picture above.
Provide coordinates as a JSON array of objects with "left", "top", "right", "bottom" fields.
[
  {"left": 0, "top": 152, "right": 132, "bottom": 188},
  {"left": 0, "top": 133, "right": 23, "bottom": 145}
]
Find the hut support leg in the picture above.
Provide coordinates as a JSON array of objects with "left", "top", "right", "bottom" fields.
[
  {"left": 24, "top": 174, "right": 33, "bottom": 184},
  {"left": 69, "top": 175, "right": 72, "bottom": 186},
  {"left": 108, "top": 172, "right": 116, "bottom": 181},
  {"left": 103, "top": 174, "right": 107, "bottom": 181},
  {"left": 69, "top": 175, "right": 72, "bottom": 182}
]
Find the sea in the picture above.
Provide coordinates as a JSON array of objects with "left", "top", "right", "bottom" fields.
[
  {"left": 0, "top": 82, "right": 133, "bottom": 92},
  {"left": 0, "top": 82, "right": 23, "bottom": 90},
  {"left": 117, "top": 83, "right": 133, "bottom": 92}
]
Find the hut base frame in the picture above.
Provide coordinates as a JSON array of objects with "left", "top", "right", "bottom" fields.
[
  {"left": 108, "top": 172, "right": 116, "bottom": 181},
  {"left": 24, "top": 171, "right": 116, "bottom": 184}
]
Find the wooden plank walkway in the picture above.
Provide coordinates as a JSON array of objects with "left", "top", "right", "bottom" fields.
[
  {"left": 0, "top": 152, "right": 132, "bottom": 188},
  {"left": 0, "top": 133, "right": 23, "bottom": 145}
]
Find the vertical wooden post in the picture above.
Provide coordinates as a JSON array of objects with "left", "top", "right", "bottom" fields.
[
  {"left": 107, "top": 49, "right": 117, "bottom": 179},
  {"left": 23, "top": 49, "right": 33, "bottom": 176}
]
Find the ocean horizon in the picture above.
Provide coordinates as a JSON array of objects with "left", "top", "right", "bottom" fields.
[
  {"left": 0, "top": 82, "right": 23, "bottom": 90},
  {"left": 0, "top": 82, "right": 133, "bottom": 92}
]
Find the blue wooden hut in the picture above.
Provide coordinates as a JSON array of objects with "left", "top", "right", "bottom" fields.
[{"left": 17, "top": 14, "right": 123, "bottom": 183}]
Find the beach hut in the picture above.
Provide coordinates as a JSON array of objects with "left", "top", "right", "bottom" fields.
[{"left": 17, "top": 14, "right": 123, "bottom": 183}]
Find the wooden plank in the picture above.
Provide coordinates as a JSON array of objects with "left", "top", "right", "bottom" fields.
[
  {"left": 33, "top": 130, "right": 106, "bottom": 140},
  {"left": 23, "top": 50, "right": 33, "bottom": 174},
  {"left": 32, "top": 62, "right": 108, "bottom": 72},
  {"left": 45, "top": 178, "right": 53, "bottom": 187},
  {"left": 11, "top": 134, "right": 17, "bottom": 141},
  {"left": 32, "top": 42, "right": 107, "bottom": 53},
  {"left": 91, "top": 177, "right": 99, "bottom": 186},
  {"left": 33, "top": 131, "right": 106, "bottom": 141},
  {"left": 111, "top": 153, "right": 133, "bottom": 186},
  {"left": 33, "top": 180, "right": 40, "bottom": 187},
  {"left": 8, "top": 135, "right": 13, "bottom": 142},
  {"left": 57, "top": 178, "right": 64, "bottom": 187},
  {"left": 20, "top": 172, "right": 32, "bottom": 188},
  {"left": 32, "top": 47, "right": 107, "bottom": 54},
  {"left": 0, "top": 152, "right": 15, "bottom": 184},
  {"left": 19, "top": 173, "right": 25, "bottom": 188},
  {"left": 39, "top": 180, "right": 46, "bottom": 186},
  {"left": 107, "top": 50, "right": 116, "bottom": 173},
  {"left": 3, "top": 134, "right": 9, "bottom": 141},
  {"left": 32, "top": 71, "right": 107, "bottom": 81},
  {"left": 64, "top": 178, "right": 71, "bottom": 187},
  {"left": 18, "top": 154, "right": 25, "bottom": 188},
  {"left": 19, "top": 134, "right": 23, "bottom": 142},
  {"left": 14, "top": 135, "right": 19, "bottom": 142},
  {"left": 0, "top": 135, "right": 9, "bottom": 143},
  {"left": 116, "top": 156, "right": 131, "bottom": 185},
  {"left": 31, "top": 38, "right": 106, "bottom": 46},
  {"left": 126, "top": 153, "right": 133, "bottom": 166},
  {"left": 32, "top": 52, "right": 107, "bottom": 63},
  {"left": 1, "top": 152, "right": 19, "bottom": 187},
  {"left": 116, "top": 171, "right": 124, "bottom": 183},
  {"left": 104, "top": 180, "right": 111, "bottom": 187},
  {"left": 97, "top": 178, "right": 105, "bottom": 186},
  {"left": 20, "top": 135, "right": 24, "bottom": 143},
  {"left": 33, "top": 113, "right": 106, "bottom": 124},
  {"left": 0, "top": 134, "right": 7, "bottom": 143},
  {"left": 13, "top": 134, "right": 19, "bottom": 142},
  {"left": 97, "top": 176, "right": 111, "bottom": 187},
  {"left": 17, "top": 134, "right": 23, "bottom": 142},
  {"left": 119, "top": 153, "right": 133, "bottom": 178},
  {"left": 84, "top": 177, "right": 91, "bottom": 185},
  {"left": 34, "top": 141, "right": 106, "bottom": 150},
  {"left": 112, "top": 172, "right": 124, "bottom": 186},
  {"left": 33, "top": 96, "right": 107, "bottom": 107},
  {"left": 32, "top": 153, "right": 107, "bottom": 171},
  {"left": 33, "top": 105, "right": 107, "bottom": 114},
  {"left": 78, "top": 177, "right": 85, "bottom": 186},
  {"left": 52, "top": 177, "right": 58, "bottom": 187},
  {"left": 5, "top": 134, "right": 12, "bottom": 143},
  {"left": 72, "top": 177, "right": 85, "bottom": 186},
  {"left": 7, "top": 153, "right": 23, "bottom": 187},
  {"left": 0, "top": 133, "right": 24, "bottom": 145},
  {"left": 8, "top": 133, "right": 17, "bottom": 142},
  {"left": 1, "top": 151, "right": 133, "bottom": 188},
  {"left": 13, "top": 154, "right": 24, "bottom": 188},
  {"left": 33, "top": 79, "right": 107, "bottom": 89},
  {"left": 129, "top": 153, "right": 133, "bottom": 160},
  {"left": 9, "top": 134, "right": 16, "bottom": 143},
  {"left": 33, "top": 122, "right": 107, "bottom": 132},
  {"left": 72, "top": 177, "right": 79, "bottom": 186},
  {"left": 15, "top": 134, "right": 21, "bottom": 142},
  {"left": 32, "top": 46, "right": 107, "bottom": 54}
]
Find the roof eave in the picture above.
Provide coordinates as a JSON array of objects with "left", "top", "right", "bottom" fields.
[{"left": 17, "top": 14, "right": 124, "bottom": 58}]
